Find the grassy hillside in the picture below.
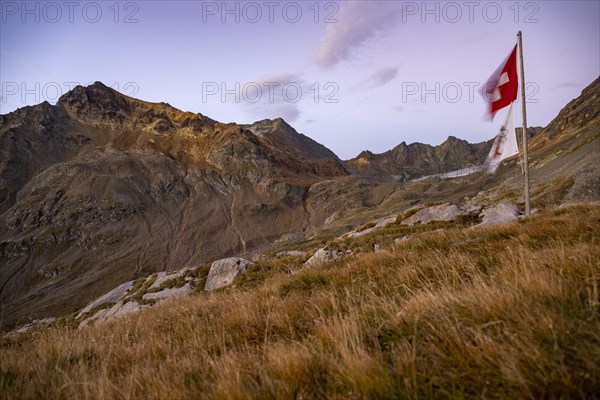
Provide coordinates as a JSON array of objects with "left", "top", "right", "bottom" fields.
[{"left": 2, "top": 203, "right": 599, "bottom": 399}]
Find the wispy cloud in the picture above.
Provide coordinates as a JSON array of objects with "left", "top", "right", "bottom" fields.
[
  {"left": 314, "top": 1, "right": 400, "bottom": 68},
  {"left": 235, "top": 73, "right": 306, "bottom": 122},
  {"left": 361, "top": 65, "right": 400, "bottom": 89}
]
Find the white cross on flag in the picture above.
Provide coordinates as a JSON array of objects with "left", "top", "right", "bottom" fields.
[{"left": 483, "top": 45, "right": 519, "bottom": 120}]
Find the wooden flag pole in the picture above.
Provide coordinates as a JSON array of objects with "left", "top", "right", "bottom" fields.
[{"left": 517, "top": 31, "right": 531, "bottom": 216}]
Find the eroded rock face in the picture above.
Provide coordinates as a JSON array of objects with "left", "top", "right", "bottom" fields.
[
  {"left": 401, "top": 203, "right": 461, "bottom": 226},
  {"left": 204, "top": 258, "right": 253, "bottom": 291}
]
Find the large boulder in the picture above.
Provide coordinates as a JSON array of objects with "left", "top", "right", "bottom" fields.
[
  {"left": 204, "top": 257, "right": 253, "bottom": 291},
  {"left": 304, "top": 248, "right": 341, "bottom": 267},
  {"left": 401, "top": 203, "right": 461, "bottom": 226},
  {"left": 476, "top": 203, "right": 520, "bottom": 227}
]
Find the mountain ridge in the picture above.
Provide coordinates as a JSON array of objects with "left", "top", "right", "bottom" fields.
[{"left": 1, "top": 77, "right": 598, "bottom": 329}]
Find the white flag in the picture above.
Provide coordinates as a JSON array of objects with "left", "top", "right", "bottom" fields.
[{"left": 484, "top": 102, "right": 519, "bottom": 174}]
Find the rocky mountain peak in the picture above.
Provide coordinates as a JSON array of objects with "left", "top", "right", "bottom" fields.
[
  {"left": 244, "top": 117, "right": 291, "bottom": 136},
  {"left": 443, "top": 135, "right": 463, "bottom": 143},
  {"left": 57, "top": 81, "right": 132, "bottom": 123},
  {"left": 243, "top": 118, "right": 341, "bottom": 163}
]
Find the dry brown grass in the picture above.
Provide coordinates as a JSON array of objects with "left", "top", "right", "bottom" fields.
[{"left": 2, "top": 204, "right": 599, "bottom": 399}]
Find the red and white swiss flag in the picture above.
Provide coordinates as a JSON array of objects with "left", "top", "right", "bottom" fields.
[{"left": 483, "top": 44, "right": 518, "bottom": 120}]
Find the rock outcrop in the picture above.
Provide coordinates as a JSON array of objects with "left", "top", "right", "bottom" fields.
[
  {"left": 79, "top": 301, "right": 148, "bottom": 328},
  {"left": 476, "top": 203, "right": 521, "bottom": 227},
  {"left": 74, "top": 264, "right": 208, "bottom": 328},
  {"left": 204, "top": 258, "right": 253, "bottom": 291},
  {"left": 276, "top": 251, "right": 306, "bottom": 258},
  {"left": 304, "top": 248, "right": 342, "bottom": 267},
  {"left": 0, "top": 82, "right": 351, "bottom": 329},
  {"left": 401, "top": 203, "right": 462, "bottom": 226},
  {"left": 76, "top": 281, "right": 134, "bottom": 319},
  {"left": 142, "top": 284, "right": 194, "bottom": 301}
]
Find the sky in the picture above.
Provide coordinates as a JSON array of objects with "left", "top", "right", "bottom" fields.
[{"left": 1, "top": 0, "right": 599, "bottom": 159}]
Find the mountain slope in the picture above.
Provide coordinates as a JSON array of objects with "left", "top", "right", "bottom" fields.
[
  {"left": 2, "top": 204, "right": 598, "bottom": 399},
  {"left": 1, "top": 77, "right": 599, "bottom": 330},
  {"left": 0, "top": 82, "right": 349, "bottom": 327}
]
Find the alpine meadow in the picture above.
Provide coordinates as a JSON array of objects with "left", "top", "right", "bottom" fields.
[{"left": 1, "top": 1, "right": 599, "bottom": 399}]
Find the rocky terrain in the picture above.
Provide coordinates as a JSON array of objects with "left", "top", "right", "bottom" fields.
[
  {"left": 1, "top": 77, "right": 599, "bottom": 330},
  {"left": 346, "top": 128, "right": 542, "bottom": 182},
  {"left": 347, "top": 136, "right": 490, "bottom": 182},
  {"left": 2, "top": 198, "right": 526, "bottom": 335},
  {"left": 0, "top": 83, "right": 349, "bottom": 328}
]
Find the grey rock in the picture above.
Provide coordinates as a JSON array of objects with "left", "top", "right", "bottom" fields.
[
  {"left": 346, "top": 227, "right": 375, "bottom": 238},
  {"left": 142, "top": 283, "right": 195, "bottom": 301},
  {"left": 374, "top": 244, "right": 382, "bottom": 253},
  {"left": 106, "top": 300, "right": 146, "bottom": 319},
  {"left": 374, "top": 215, "right": 397, "bottom": 228},
  {"left": 565, "top": 163, "right": 600, "bottom": 202},
  {"left": 346, "top": 215, "right": 398, "bottom": 239},
  {"left": 6, "top": 317, "right": 56, "bottom": 336},
  {"left": 76, "top": 280, "right": 134, "bottom": 319},
  {"left": 276, "top": 250, "right": 306, "bottom": 258},
  {"left": 461, "top": 203, "right": 483, "bottom": 214},
  {"left": 78, "top": 300, "right": 148, "bottom": 329},
  {"left": 476, "top": 203, "right": 520, "bottom": 227},
  {"left": 304, "top": 248, "right": 340, "bottom": 267},
  {"left": 401, "top": 203, "right": 461, "bottom": 226},
  {"left": 78, "top": 309, "right": 110, "bottom": 328},
  {"left": 148, "top": 267, "right": 195, "bottom": 290},
  {"left": 148, "top": 272, "right": 168, "bottom": 290},
  {"left": 204, "top": 257, "right": 253, "bottom": 291},
  {"left": 394, "top": 236, "right": 412, "bottom": 245}
]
